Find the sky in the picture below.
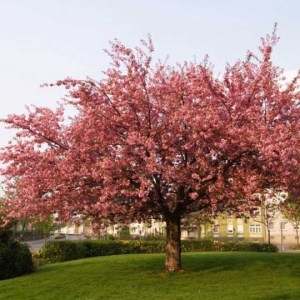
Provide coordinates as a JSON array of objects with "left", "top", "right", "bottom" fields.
[{"left": 0, "top": 0, "right": 299, "bottom": 147}]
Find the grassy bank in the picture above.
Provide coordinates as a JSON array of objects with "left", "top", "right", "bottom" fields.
[{"left": 1, "top": 252, "right": 300, "bottom": 299}]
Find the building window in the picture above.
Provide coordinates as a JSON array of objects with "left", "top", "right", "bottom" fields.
[
  {"left": 213, "top": 225, "right": 219, "bottom": 233},
  {"left": 249, "top": 224, "right": 261, "bottom": 234},
  {"left": 237, "top": 224, "right": 244, "bottom": 234},
  {"left": 269, "top": 222, "right": 274, "bottom": 230},
  {"left": 227, "top": 224, "right": 234, "bottom": 234},
  {"left": 280, "top": 222, "right": 287, "bottom": 230}
]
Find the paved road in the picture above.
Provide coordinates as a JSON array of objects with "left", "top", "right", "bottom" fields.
[{"left": 25, "top": 235, "right": 86, "bottom": 252}]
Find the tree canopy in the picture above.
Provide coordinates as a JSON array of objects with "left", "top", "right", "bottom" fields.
[{"left": 1, "top": 29, "right": 299, "bottom": 271}]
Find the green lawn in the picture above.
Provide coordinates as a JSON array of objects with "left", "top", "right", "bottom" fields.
[{"left": 1, "top": 252, "right": 300, "bottom": 300}]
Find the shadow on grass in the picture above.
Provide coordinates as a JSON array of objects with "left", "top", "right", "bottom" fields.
[
  {"left": 35, "top": 253, "right": 165, "bottom": 275},
  {"left": 182, "top": 252, "right": 300, "bottom": 274},
  {"left": 256, "top": 294, "right": 293, "bottom": 300},
  {"left": 34, "top": 252, "right": 300, "bottom": 278}
]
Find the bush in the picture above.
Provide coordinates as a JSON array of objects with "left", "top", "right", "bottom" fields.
[
  {"left": 0, "top": 241, "right": 33, "bottom": 280},
  {"left": 218, "top": 242, "right": 278, "bottom": 252},
  {"left": 0, "top": 224, "right": 14, "bottom": 243},
  {"left": 33, "top": 239, "right": 277, "bottom": 264},
  {"left": 181, "top": 240, "right": 216, "bottom": 252},
  {"left": 37, "top": 240, "right": 85, "bottom": 262}
]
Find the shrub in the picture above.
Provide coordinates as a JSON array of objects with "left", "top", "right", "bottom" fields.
[
  {"left": 119, "top": 229, "right": 131, "bottom": 240},
  {"left": 218, "top": 242, "right": 278, "bottom": 252},
  {"left": 37, "top": 240, "right": 85, "bottom": 262},
  {"left": 0, "top": 224, "right": 14, "bottom": 243},
  {"left": 0, "top": 241, "right": 33, "bottom": 280},
  {"left": 33, "top": 239, "right": 278, "bottom": 264},
  {"left": 181, "top": 240, "right": 216, "bottom": 252},
  {"left": 246, "top": 243, "right": 278, "bottom": 252}
]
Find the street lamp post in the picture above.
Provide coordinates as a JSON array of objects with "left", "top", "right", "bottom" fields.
[
  {"left": 280, "top": 222, "right": 284, "bottom": 252},
  {"left": 295, "top": 226, "right": 299, "bottom": 245}
]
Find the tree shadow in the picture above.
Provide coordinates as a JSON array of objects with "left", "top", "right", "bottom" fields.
[{"left": 181, "top": 252, "right": 300, "bottom": 274}]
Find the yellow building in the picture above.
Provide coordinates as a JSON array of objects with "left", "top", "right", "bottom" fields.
[
  {"left": 181, "top": 210, "right": 266, "bottom": 243},
  {"left": 211, "top": 213, "right": 265, "bottom": 243}
]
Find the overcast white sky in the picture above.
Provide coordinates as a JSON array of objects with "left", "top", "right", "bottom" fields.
[{"left": 0, "top": 0, "right": 299, "bottom": 147}]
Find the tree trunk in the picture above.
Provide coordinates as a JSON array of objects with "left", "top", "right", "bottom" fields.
[
  {"left": 165, "top": 215, "right": 182, "bottom": 272},
  {"left": 198, "top": 223, "right": 202, "bottom": 240}
]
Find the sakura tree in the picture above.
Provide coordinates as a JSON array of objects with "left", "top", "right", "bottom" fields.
[{"left": 1, "top": 29, "right": 299, "bottom": 271}]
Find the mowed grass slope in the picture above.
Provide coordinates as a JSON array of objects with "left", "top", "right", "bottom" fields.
[{"left": 1, "top": 252, "right": 300, "bottom": 300}]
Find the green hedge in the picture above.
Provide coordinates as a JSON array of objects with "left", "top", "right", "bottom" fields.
[
  {"left": 0, "top": 225, "right": 14, "bottom": 243},
  {"left": 33, "top": 239, "right": 277, "bottom": 264},
  {"left": 0, "top": 241, "right": 33, "bottom": 280}
]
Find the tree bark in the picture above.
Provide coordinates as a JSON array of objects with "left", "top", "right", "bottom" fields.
[
  {"left": 165, "top": 214, "right": 182, "bottom": 272},
  {"left": 198, "top": 223, "right": 202, "bottom": 240}
]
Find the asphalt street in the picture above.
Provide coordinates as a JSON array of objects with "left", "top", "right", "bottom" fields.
[{"left": 25, "top": 235, "right": 86, "bottom": 252}]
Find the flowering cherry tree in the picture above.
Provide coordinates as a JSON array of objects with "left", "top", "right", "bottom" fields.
[{"left": 1, "top": 29, "right": 299, "bottom": 271}]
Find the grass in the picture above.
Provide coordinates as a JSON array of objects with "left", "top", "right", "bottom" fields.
[{"left": 1, "top": 252, "right": 300, "bottom": 300}]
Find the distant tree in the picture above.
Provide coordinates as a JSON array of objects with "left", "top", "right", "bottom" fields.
[
  {"left": 0, "top": 222, "right": 14, "bottom": 244},
  {"left": 0, "top": 199, "right": 14, "bottom": 243},
  {"left": 1, "top": 28, "right": 299, "bottom": 271},
  {"left": 33, "top": 216, "right": 56, "bottom": 240},
  {"left": 257, "top": 203, "right": 277, "bottom": 245},
  {"left": 181, "top": 211, "right": 213, "bottom": 240},
  {"left": 281, "top": 194, "right": 300, "bottom": 245},
  {"left": 251, "top": 193, "right": 282, "bottom": 246}
]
